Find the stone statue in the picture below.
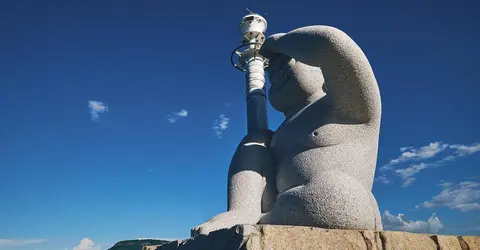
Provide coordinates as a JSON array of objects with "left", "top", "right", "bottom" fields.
[{"left": 192, "top": 25, "right": 383, "bottom": 236}]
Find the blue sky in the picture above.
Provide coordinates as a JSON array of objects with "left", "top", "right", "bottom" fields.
[{"left": 1, "top": 0, "right": 479, "bottom": 249}]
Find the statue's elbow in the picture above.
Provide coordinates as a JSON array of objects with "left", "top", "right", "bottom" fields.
[{"left": 281, "top": 25, "right": 366, "bottom": 70}]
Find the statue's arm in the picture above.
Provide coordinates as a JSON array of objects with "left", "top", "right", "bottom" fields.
[
  {"left": 260, "top": 26, "right": 381, "bottom": 123},
  {"left": 227, "top": 133, "right": 274, "bottom": 215},
  {"left": 191, "top": 131, "right": 275, "bottom": 236}
]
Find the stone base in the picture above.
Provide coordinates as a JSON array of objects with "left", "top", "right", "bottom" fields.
[{"left": 156, "top": 224, "right": 480, "bottom": 250}]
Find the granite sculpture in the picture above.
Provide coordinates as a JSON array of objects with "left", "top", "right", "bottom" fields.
[{"left": 192, "top": 25, "right": 383, "bottom": 236}]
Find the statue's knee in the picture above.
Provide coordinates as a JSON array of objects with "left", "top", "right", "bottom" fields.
[{"left": 304, "top": 171, "right": 378, "bottom": 229}]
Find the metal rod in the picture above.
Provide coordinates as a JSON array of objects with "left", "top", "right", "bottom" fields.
[
  {"left": 231, "top": 12, "right": 269, "bottom": 133},
  {"left": 245, "top": 57, "right": 268, "bottom": 132}
]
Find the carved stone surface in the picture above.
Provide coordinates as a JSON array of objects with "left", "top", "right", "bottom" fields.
[
  {"left": 158, "top": 225, "right": 479, "bottom": 250},
  {"left": 379, "top": 231, "right": 437, "bottom": 250},
  {"left": 192, "top": 25, "right": 383, "bottom": 236},
  {"left": 459, "top": 236, "right": 480, "bottom": 249}
]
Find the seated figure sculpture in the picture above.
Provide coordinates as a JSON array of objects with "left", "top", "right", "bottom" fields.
[{"left": 192, "top": 25, "right": 383, "bottom": 236}]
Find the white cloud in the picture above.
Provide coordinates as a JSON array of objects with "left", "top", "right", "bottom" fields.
[
  {"left": 167, "top": 109, "right": 188, "bottom": 123},
  {"left": 401, "top": 177, "right": 416, "bottom": 187},
  {"left": 381, "top": 142, "right": 480, "bottom": 172},
  {"left": 376, "top": 142, "right": 480, "bottom": 186},
  {"left": 394, "top": 163, "right": 428, "bottom": 187},
  {"left": 380, "top": 142, "right": 448, "bottom": 172},
  {"left": 416, "top": 181, "right": 480, "bottom": 212},
  {"left": 382, "top": 210, "right": 443, "bottom": 234},
  {"left": 0, "top": 239, "right": 46, "bottom": 247},
  {"left": 88, "top": 100, "right": 108, "bottom": 122},
  {"left": 375, "top": 175, "right": 391, "bottom": 185},
  {"left": 177, "top": 110, "right": 188, "bottom": 117},
  {"left": 72, "top": 238, "right": 101, "bottom": 250},
  {"left": 395, "top": 163, "right": 428, "bottom": 180},
  {"left": 213, "top": 114, "right": 229, "bottom": 138},
  {"left": 449, "top": 143, "right": 480, "bottom": 156}
]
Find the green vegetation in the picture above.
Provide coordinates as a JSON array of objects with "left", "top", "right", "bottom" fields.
[{"left": 108, "top": 239, "right": 170, "bottom": 250}]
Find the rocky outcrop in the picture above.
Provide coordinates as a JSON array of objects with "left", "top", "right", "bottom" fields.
[
  {"left": 143, "top": 246, "right": 165, "bottom": 250},
  {"left": 108, "top": 239, "right": 170, "bottom": 250},
  {"left": 156, "top": 224, "right": 480, "bottom": 250}
]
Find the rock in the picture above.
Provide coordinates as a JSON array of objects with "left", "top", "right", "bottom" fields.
[
  {"left": 459, "top": 236, "right": 480, "bottom": 250},
  {"left": 154, "top": 240, "right": 184, "bottom": 250},
  {"left": 257, "top": 225, "right": 380, "bottom": 250},
  {"left": 160, "top": 224, "right": 480, "bottom": 250},
  {"left": 431, "top": 235, "right": 462, "bottom": 250},
  {"left": 379, "top": 231, "right": 437, "bottom": 250},
  {"left": 108, "top": 239, "right": 170, "bottom": 250}
]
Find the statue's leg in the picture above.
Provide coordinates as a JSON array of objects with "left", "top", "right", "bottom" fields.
[
  {"left": 368, "top": 192, "right": 383, "bottom": 230},
  {"left": 259, "top": 170, "right": 378, "bottom": 230}
]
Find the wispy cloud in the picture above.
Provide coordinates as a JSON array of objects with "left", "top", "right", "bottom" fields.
[
  {"left": 375, "top": 175, "right": 391, "bottom": 185},
  {"left": 416, "top": 181, "right": 480, "bottom": 212},
  {"left": 394, "top": 163, "right": 428, "bottom": 187},
  {"left": 376, "top": 142, "right": 480, "bottom": 187},
  {"left": 167, "top": 109, "right": 188, "bottom": 123},
  {"left": 0, "top": 239, "right": 46, "bottom": 247},
  {"left": 213, "top": 114, "right": 229, "bottom": 138},
  {"left": 380, "top": 142, "right": 448, "bottom": 172},
  {"left": 72, "top": 238, "right": 101, "bottom": 250},
  {"left": 88, "top": 100, "right": 108, "bottom": 122},
  {"left": 400, "top": 146, "right": 413, "bottom": 152},
  {"left": 382, "top": 210, "right": 443, "bottom": 234},
  {"left": 449, "top": 143, "right": 480, "bottom": 156}
]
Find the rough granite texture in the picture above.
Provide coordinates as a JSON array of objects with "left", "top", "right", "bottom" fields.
[
  {"left": 159, "top": 225, "right": 480, "bottom": 250},
  {"left": 192, "top": 25, "right": 382, "bottom": 236}
]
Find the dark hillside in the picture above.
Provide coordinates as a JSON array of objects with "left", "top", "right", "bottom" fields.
[{"left": 108, "top": 239, "right": 170, "bottom": 250}]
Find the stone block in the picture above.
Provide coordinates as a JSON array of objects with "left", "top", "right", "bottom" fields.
[
  {"left": 379, "top": 231, "right": 437, "bottom": 250},
  {"left": 157, "top": 225, "right": 480, "bottom": 250},
  {"left": 258, "top": 225, "right": 380, "bottom": 250},
  {"left": 459, "top": 236, "right": 480, "bottom": 250},
  {"left": 431, "top": 235, "right": 462, "bottom": 250}
]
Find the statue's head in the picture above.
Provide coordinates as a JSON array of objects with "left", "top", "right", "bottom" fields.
[{"left": 266, "top": 54, "right": 325, "bottom": 113}]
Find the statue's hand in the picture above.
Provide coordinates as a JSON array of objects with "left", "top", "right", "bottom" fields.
[
  {"left": 258, "top": 33, "right": 286, "bottom": 60},
  {"left": 191, "top": 219, "right": 220, "bottom": 237},
  {"left": 190, "top": 209, "right": 249, "bottom": 237}
]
